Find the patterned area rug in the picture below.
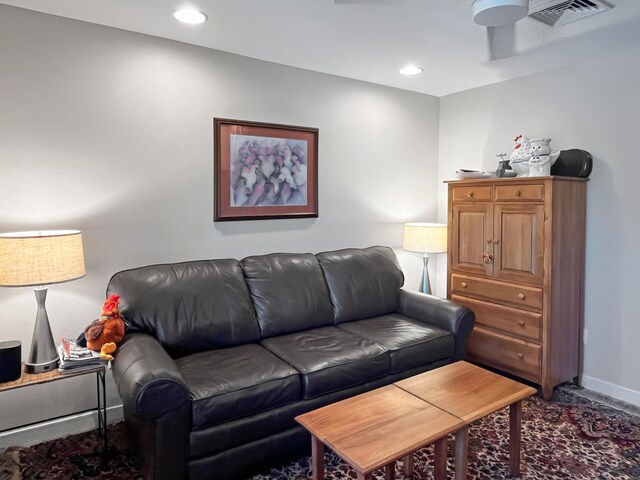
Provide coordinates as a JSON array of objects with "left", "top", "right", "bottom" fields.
[{"left": 1, "top": 387, "right": 638, "bottom": 480}]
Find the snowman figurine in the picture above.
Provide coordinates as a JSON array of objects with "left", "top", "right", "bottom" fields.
[
  {"left": 529, "top": 138, "right": 552, "bottom": 156},
  {"left": 529, "top": 138, "right": 557, "bottom": 177}
]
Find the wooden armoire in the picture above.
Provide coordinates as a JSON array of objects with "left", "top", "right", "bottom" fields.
[{"left": 446, "top": 176, "right": 587, "bottom": 400}]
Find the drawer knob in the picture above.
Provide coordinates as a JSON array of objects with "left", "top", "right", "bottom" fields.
[
  {"left": 515, "top": 190, "right": 521, "bottom": 196},
  {"left": 467, "top": 191, "right": 474, "bottom": 198},
  {"left": 518, "top": 320, "right": 525, "bottom": 327},
  {"left": 461, "top": 282, "right": 468, "bottom": 288},
  {"left": 517, "top": 353, "right": 524, "bottom": 359},
  {"left": 518, "top": 293, "right": 526, "bottom": 300}
]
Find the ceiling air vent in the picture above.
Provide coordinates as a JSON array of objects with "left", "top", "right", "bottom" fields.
[{"left": 528, "top": 0, "right": 614, "bottom": 27}]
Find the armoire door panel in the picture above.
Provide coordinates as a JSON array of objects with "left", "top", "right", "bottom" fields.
[
  {"left": 451, "top": 204, "right": 492, "bottom": 277},
  {"left": 493, "top": 204, "right": 544, "bottom": 285}
]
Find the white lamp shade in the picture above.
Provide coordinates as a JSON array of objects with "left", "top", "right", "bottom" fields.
[
  {"left": 403, "top": 223, "right": 448, "bottom": 254},
  {"left": 0, "top": 230, "right": 85, "bottom": 287}
]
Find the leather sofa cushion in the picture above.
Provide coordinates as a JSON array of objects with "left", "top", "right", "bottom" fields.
[
  {"left": 316, "top": 246, "right": 404, "bottom": 323},
  {"left": 107, "top": 260, "right": 260, "bottom": 357},
  {"left": 261, "top": 326, "right": 389, "bottom": 399},
  {"left": 338, "top": 314, "right": 454, "bottom": 373},
  {"left": 175, "top": 344, "right": 300, "bottom": 429},
  {"left": 242, "top": 253, "right": 335, "bottom": 338}
]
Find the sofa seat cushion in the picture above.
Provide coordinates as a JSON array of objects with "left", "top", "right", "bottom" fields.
[
  {"left": 261, "top": 326, "right": 389, "bottom": 399},
  {"left": 175, "top": 344, "right": 301, "bottom": 429},
  {"left": 338, "top": 314, "right": 454, "bottom": 373}
]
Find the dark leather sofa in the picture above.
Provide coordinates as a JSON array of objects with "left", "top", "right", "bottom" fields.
[{"left": 108, "top": 246, "right": 475, "bottom": 480}]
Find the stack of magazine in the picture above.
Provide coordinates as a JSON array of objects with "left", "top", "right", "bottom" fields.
[{"left": 57, "top": 337, "right": 108, "bottom": 373}]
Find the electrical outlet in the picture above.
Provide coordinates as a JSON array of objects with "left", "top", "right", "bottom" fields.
[{"left": 583, "top": 328, "right": 589, "bottom": 345}]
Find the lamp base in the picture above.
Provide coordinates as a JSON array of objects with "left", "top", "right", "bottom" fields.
[
  {"left": 26, "top": 287, "right": 60, "bottom": 375},
  {"left": 419, "top": 254, "right": 432, "bottom": 295},
  {"left": 24, "top": 357, "right": 59, "bottom": 374}
]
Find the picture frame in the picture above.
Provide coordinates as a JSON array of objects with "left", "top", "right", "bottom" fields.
[{"left": 214, "top": 118, "right": 319, "bottom": 221}]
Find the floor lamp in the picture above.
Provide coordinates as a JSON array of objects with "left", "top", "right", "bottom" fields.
[
  {"left": 0, "top": 230, "right": 85, "bottom": 374},
  {"left": 403, "top": 223, "right": 447, "bottom": 295}
]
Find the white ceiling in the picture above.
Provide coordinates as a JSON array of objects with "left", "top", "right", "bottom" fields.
[{"left": 3, "top": 0, "right": 640, "bottom": 96}]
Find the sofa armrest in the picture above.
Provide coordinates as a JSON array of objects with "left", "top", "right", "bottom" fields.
[
  {"left": 113, "top": 332, "right": 189, "bottom": 420},
  {"left": 112, "top": 332, "right": 190, "bottom": 480},
  {"left": 397, "top": 289, "right": 475, "bottom": 361}
]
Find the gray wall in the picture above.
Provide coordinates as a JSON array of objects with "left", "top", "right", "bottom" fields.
[
  {"left": 0, "top": 5, "right": 440, "bottom": 438},
  {"left": 438, "top": 50, "right": 640, "bottom": 404}
]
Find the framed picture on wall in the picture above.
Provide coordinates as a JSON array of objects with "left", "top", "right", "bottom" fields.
[{"left": 214, "top": 118, "right": 319, "bottom": 221}]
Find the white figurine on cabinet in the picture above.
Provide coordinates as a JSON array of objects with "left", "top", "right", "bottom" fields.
[
  {"left": 529, "top": 137, "right": 552, "bottom": 156},
  {"left": 528, "top": 138, "right": 560, "bottom": 177},
  {"left": 509, "top": 134, "right": 532, "bottom": 177}
]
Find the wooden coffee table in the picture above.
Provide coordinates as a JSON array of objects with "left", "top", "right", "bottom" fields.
[
  {"left": 295, "top": 384, "right": 464, "bottom": 480},
  {"left": 395, "top": 361, "right": 537, "bottom": 479}
]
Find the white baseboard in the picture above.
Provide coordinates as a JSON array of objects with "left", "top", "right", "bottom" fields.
[
  {"left": 582, "top": 375, "right": 640, "bottom": 407},
  {"left": 0, "top": 404, "right": 123, "bottom": 451}
]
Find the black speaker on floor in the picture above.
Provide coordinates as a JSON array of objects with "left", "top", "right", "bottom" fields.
[{"left": 0, "top": 340, "right": 22, "bottom": 382}]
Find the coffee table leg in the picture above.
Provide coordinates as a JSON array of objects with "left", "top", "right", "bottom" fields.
[
  {"left": 403, "top": 454, "right": 414, "bottom": 477},
  {"left": 455, "top": 426, "right": 469, "bottom": 480},
  {"left": 311, "top": 435, "right": 325, "bottom": 480},
  {"left": 509, "top": 401, "right": 522, "bottom": 477},
  {"left": 356, "top": 474, "right": 372, "bottom": 480},
  {"left": 433, "top": 437, "right": 447, "bottom": 480},
  {"left": 384, "top": 462, "right": 396, "bottom": 480}
]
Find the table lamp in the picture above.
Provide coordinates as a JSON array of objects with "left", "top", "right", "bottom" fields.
[
  {"left": 403, "top": 223, "right": 447, "bottom": 295},
  {"left": 0, "top": 230, "right": 85, "bottom": 374}
]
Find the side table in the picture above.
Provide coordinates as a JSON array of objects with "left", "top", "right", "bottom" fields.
[{"left": 0, "top": 364, "right": 108, "bottom": 465}]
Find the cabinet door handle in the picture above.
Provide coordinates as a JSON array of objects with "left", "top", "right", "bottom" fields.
[
  {"left": 461, "top": 282, "right": 467, "bottom": 288},
  {"left": 518, "top": 320, "right": 525, "bottom": 327},
  {"left": 518, "top": 293, "right": 526, "bottom": 300},
  {"left": 517, "top": 353, "right": 524, "bottom": 359},
  {"left": 493, "top": 239, "right": 500, "bottom": 245},
  {"left": 486, "top": 238, "right": 492, "bottom": 244},
  {"left": 467, "top": 191, "right": 474, "bottom": 198}
]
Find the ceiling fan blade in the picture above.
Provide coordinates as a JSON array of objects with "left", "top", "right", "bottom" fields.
[{"left": 486, "top": 24, "right": 517, "bottom": 61}]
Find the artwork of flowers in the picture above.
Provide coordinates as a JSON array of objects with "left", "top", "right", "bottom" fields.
[
  {"left": 230, "top": 135, "right": 308, "bottom": 207},
  {"left": 214, "top": 118, "right": 318, "bottom": 221}
]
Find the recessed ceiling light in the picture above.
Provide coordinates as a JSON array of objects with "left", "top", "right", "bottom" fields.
[
  {"left": 173, "top": 9, "right": 208, "bottom": 25},
  {"left": 400, "top": 65, "right": 423, "bottom": 76}
]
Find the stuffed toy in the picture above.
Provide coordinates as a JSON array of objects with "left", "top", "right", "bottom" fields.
[{"left": 84, "top": 294, "right": 126, "bottom": 361}]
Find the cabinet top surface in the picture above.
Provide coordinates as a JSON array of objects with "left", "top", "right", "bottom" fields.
[{"left": 444, "top": 176, "right": 588, "bottom": 184}]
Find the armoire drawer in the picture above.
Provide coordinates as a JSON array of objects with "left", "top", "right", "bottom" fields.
[
  {"left": 451, "top": 185, "right": 492, "bottom": 202},
  {"left": 466, "top": 327, "right": 541, "bottom": 383},
  {"left": 451, "top": 273, "right": 543, "bottom": 312},
  {"left": 495, "top": 184, "right": 544, "bottom": 202},
  {"left": 451, "top": 294, "right": 542, "bottom": 342}
]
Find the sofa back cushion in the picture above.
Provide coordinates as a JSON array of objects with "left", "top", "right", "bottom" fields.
[
  {"left": 107, "top": 259, "right": 260, "bottom": 357},
  {"left": 242, "top": 253, "right": 335, "bottom": 338},
  {"left": 316, "top": 246, "right": 404, "bottom": 323}
]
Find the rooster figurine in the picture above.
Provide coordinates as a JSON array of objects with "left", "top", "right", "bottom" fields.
[{"left": 84, "top": 294, "right": 126, "bottom": 361}]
